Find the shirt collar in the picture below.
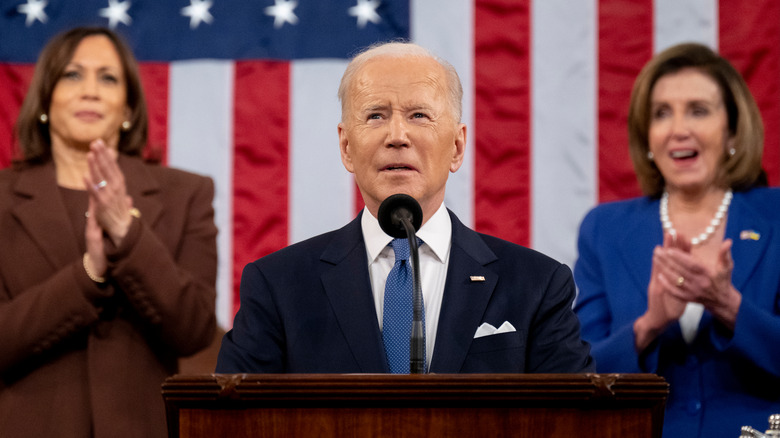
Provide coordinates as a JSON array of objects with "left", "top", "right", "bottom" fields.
[{"left": 362, "top": 202, "right": 452, "bottom": 264}]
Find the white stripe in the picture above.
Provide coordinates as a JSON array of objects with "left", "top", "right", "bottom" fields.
[
  {"left": 411, "top": 0, "right": 475, "bottom": 227},
  {"left": 168, "top": 60, "right": 235, "bottom": 329},
  {"left": 655, "top": 0, "right": 718, "bottom": 51},
  {"left": 531, "top": 0, "right": 598, "bottom": 269},
  {"left": 289, "top": 60, "right": 354, "bottom": 244}
]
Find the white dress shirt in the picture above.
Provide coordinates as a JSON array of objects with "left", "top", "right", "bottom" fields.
[
  {"left": 679, "top": 302, "right": 704, "bottom": 344},
  {"left": 361, "top": 203, "right": 452, "bottom": 367}
]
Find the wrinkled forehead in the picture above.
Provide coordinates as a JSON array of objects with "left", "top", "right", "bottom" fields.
[{"left": 348, "top": 56, "right": 449, "bottom": 107}]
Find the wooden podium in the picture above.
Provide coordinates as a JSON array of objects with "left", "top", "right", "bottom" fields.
[{"left": 162, "top": 373, "right": 668, "bottom": 438}]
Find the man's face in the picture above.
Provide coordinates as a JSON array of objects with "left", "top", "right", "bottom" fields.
[{"left": 338, "top": 55, "right": 466, "bottom": 223}]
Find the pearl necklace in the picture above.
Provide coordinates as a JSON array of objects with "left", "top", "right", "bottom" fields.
[{"left": 660, "top": 189, "right": 732, "bottom": 246}]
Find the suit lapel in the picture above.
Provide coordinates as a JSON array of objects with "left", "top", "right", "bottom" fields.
[
  {"left": 429, "top": 211, "right": 498, "bottom": 373},
  {"left": 118, "top": 156, "right": 163, "bottom": 227},
  {"left": 726, "top": 192, "right": 771, "bottom": 292},
  {"left": 11, "top": 162, "right": 80, "bottom": 269},
  {"left": 9, "top": 157, "right": 163, "bottom": 271},
  {"left": 616, "top": 198, "right": 660, "bottom": 300},
  {"left": 319, "top": 215, "right": 389, "bottom": 373},
  {"left": 613, "top": 193, "right": 770, "bottom": 295}
]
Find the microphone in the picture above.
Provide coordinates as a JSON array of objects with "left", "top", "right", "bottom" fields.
[{"left": 377, "top": 194, "right": 425, "bottom": 374}]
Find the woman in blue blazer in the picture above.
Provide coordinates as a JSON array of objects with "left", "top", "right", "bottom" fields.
[{"left": 574, "top": 43, "right": 780, "bottom": 438}]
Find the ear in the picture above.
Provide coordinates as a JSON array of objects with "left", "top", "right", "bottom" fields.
[
  {"left": 726, "top": 134, "right": 736, "bottom": 154},
  {"left": 449, "top": 123, "right": 467, "bottom": 173},
  {"left": 338, "top": 123, "right": 355, "bottom": 174}
]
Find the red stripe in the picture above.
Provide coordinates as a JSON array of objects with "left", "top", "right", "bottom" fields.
[
  {"left": 138, "top": 63, "right": 169, "bottom": 164},
  {"left": 474, "top": 0, "right": 531, "bottom": 246},
  {"left": 232, "top": 60, "right": 290, "bottom": 316},
  {"left": 0, "top": 64, "right": 35, "bottom": 167},
  {"left": 719, "top": 1, "right": 780, "bottom": 186},
  {"left": 597, "top": 0, "right": 653, "bottom": 203}
]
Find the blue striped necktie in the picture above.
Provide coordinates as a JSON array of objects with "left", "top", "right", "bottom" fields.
[{"left": 382, "top": 237, "right": 425, "bottom": 374}]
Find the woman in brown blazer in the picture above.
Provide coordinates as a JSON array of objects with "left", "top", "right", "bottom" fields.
[{"left": 0, "top": 27, "right": 217, "bottom": 437}]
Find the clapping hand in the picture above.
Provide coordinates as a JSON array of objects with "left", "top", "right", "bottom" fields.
[
  {"left": 82, "top": 139, "right": 135, "bottom": 280},
  {"left": 83, "top": 139, "right": 134, "bottom": 246},
  {"left": 659, "top": 236, "right": 741, "bottom": 330}
]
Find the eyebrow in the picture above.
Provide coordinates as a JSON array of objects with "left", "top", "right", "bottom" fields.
[
  {"left": 360, "top": 103, "right": 436, "bottom": 113},
  {"left": 64, "top": 62, "right": 121, "bottom": 72},
  {"left": 362, "top": 104, "right": 389, "bottom": 113},
  {"left": 650, "top": 98, "right": 719, "bottom": 106},
  {"left": 407, "top": 104, "right": 434, "bottom": 112}
]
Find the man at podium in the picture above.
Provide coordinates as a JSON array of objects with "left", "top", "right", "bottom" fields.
[{"left": 216, "top": 42, "right": 594, "bottom": 375}]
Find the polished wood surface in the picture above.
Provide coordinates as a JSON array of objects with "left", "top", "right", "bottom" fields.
[{"left": 162, "top": 373, "right": 668, "bottom": 438}]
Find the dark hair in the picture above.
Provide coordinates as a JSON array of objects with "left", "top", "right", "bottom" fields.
[
  {"left": 627, "top": 42, "right": 765, "bottom": 197},
  {"left": 14, "top": 26, "right": 148, "bottom": 163}
]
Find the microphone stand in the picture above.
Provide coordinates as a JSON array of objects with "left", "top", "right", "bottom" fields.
[
  {"left": 378, "top": 193, "right": 425, "bottom": 374},
  {"left": 399, "top": 218, "right": 425, "bottom": 374}
]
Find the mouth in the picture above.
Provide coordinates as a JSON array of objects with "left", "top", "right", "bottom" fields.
[
  {"left": 75, "top": 111, "right": 103, "bottom": 122},
  {"left": 669, "top": 149, "right": 698, "bottom": 161},
  {"left": 382, "top": 164, "right": 416, "bottom": 172}
]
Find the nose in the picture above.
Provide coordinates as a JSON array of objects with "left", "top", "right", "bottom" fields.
[
  {"left": 669, "top": 113, "right": 690, "bottom": 139},
  {"left": 80, "top": 73, "right": 100, "bottom": 99},
  {"left": 386, "top": 114, "right": 409, "bottom": 148}
]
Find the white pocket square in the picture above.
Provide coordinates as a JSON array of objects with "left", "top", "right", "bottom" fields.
[{"left": 473, "top": 321, "right": 516, "bottom": 338}]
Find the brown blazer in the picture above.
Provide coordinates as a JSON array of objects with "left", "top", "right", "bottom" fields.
[{"left": 0, "top": 155, "right": 217, "bottom": 438}]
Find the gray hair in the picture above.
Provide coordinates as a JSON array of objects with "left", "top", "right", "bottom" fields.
[{"left": 337, "top": 41, "right": 463, "bottom": 122}]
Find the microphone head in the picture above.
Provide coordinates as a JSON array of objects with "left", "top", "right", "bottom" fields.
[{"left": 377, "top": 194, "right": 423, "bottom": 238}]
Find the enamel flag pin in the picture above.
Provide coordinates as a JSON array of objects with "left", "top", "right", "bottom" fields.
[{"left": 740, "top": 230, "right": 760, "bottom": 241}]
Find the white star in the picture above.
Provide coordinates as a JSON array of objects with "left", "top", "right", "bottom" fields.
[
  {"left": 17, "top": 0, "right": 48, "bottom": 27},
  {"left": 181, "top": 0, "right": 214, "bottom": 29},
  {"left": 348, "top": 0, "right": 381, "bottom": 28},
  {"left": 99, "top": 0, "right": 132, "bottom": 29},
  {"left": 264, "top": 0, "right": 298, "bottom": 29}
]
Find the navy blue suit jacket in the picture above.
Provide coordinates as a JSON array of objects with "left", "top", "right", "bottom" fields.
[
  {"left": 574, "top": 188, "right": 780, "bottom": 438},
  {"left": 217, "top": 210, "right": 594, "bottom": 374}
]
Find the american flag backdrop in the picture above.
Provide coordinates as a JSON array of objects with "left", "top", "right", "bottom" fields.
[{"left": 1, "top": 0, "right": 779, "bottom": 328}]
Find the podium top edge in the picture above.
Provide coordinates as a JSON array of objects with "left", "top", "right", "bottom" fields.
[{"left": 161, "top": 373, "right": 669, "bottom": 403}]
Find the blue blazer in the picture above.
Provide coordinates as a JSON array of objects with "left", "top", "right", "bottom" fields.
[
  {"left": 217, "top": 210, "right": 594, "bottom": 374},
  {"left": 574, "top": 188, "right": 780, "bottom": 438}
]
